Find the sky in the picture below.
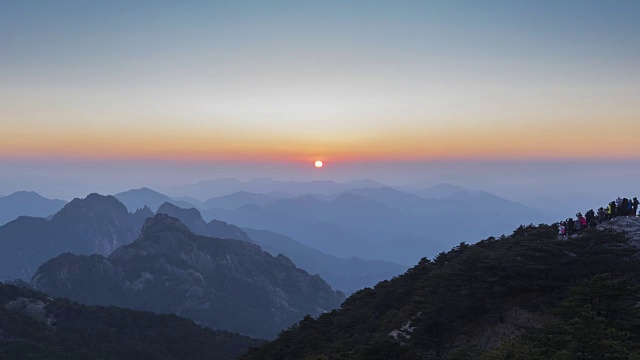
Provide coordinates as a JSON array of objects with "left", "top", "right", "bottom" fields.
[{"left": 1, "top": 1, "right": 639, "bottom": 199}]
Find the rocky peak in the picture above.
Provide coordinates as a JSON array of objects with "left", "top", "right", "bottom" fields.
[
  {"left": 139, "top": 213, "right": 194, "bottom": 239},
  {"left": 156, "top": 202, "right": 209, "bottom": 235},
  {"left": 52, "top": 193, "right": 128, "bottom": 222},
  {"left": 207, "top": 219, "right": 253, "bottom": 243},
  {"left": 131, "top": 205, "right": 154, "bottom": 223},
  {"left": 157, "top": 202, "right": 202, "bottom": 220},
  {"left": 157, "top": 201, "right": 253, "bottom": 242}
]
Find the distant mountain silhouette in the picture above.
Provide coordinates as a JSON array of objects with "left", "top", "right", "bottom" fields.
[
  {"left": 243, "top": 228, "right": 407, "bottom": 294},
  {"left": 172, "top": 195, "right": 203, "bottom": 206},
  {"left": 33, "top": 214, "right": 345, "bottom": 339},
  {"left": 202, "top": 199, "right": 376, "bottom": 259},
  {"left": 0, "top": 283, "right": 261, "bottom": 359},
  {"left": 164, "top": 178, "right": 386, "bottom": 200},
  {"left": 156, "top": 202, "right": 252, "bottom": 242},
  {"left": 203, "top": 193, "right": 469, "bottom": 264},
  {"left": 114, "top": 187, "right": 195, "bottom": 212},
  {"left": 397, "top": 180, "right": 467, "bottom": 196},
  {"left": 0, "top": 193, "right": 152, "bottom": 281},
  {"left": 413, "top": 183, "right": 468, "bottom": 198},
  {"left": 347, "top": 187, "right": 561, "bottom": 232},
  {"left": 347, "top": 187, "right": 561, "bottom": 231},
  {"left": 200, "top": 191, "right": 275, "bottom": 210},
  {"left": 343, "top": 187, "right": 440, "bottom": 214},
  {"left": 0, "top": 191, "right": 67, "bottom": 225},
  {"left": 203, "top": 189, "right": 558, "bottom": 265}
]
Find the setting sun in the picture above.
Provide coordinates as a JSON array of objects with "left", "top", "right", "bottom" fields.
[{"left": 315, "top": 160, "right": 323, "bottom": 168}]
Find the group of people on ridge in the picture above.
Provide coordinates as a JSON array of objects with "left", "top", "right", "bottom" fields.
[{"left": 559, "top": 196, "right": 639, "bottom": 237}]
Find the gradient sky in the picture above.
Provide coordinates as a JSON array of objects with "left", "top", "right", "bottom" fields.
[{"left": 2, "top": 0, "right": 639, "bottom": 165}]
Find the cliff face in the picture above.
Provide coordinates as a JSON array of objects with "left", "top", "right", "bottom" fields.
[
  {"left": 32, "top": 214, "right": 345, "bottom": 340},
  {"left": 0, "top": 194, "right": 152, "bottom": 281}
]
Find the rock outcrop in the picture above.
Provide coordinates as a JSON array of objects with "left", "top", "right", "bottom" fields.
[{"left": 597, "top": 217, "right": 640, "bottom": 247}]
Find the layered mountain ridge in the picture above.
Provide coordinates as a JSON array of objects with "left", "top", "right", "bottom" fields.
[
  {"left": 32, "top": 213, "right": 346, "bottom": 339},
  {"left": 0, "top": 193, "right": 152, "bottom": 281},
  {"left": 114, "top": 187, "right": 196, "bottom": 212},
  {"left": 153, "top": 201, "right": 406, "bottom": 294},
  {"left": 243, "top": 227, "right": 407, "bottom": 294},
  {"left": 202, "top": 187, "right": 557, "bottom": 265}
]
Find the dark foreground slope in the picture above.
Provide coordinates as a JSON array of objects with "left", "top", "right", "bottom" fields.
[
  {"left": 32, "top": 214, "right": 345, "bottom": 340},
  {"left": 0, "top": 283, "right": 261, "bottom": 360},
  {"left": 243, "top": 223, "right": 640, "bottom": 359}
]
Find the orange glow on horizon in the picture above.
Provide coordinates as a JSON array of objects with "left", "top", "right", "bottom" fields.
[{"left": 2, "top": 115, "right": 640, "bottom": 163}]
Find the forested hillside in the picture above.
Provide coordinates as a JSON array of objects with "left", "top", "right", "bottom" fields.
[{"left": 243, "top": 223, "right": 640, "bottom": 359}]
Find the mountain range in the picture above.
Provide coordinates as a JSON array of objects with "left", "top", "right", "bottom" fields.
[
  {"left": 1, "top": 181, "right": 629, "bottom": 359},
  {"left": 114, "top": 187, "right": 196, "bottom": 212},
  {"left": 161, "top": 178, "right": 386, "bottom": 200},
  {"left": 199, "top": 191, "right": 276, "bottom": 211},
  {"left": 0, "top": 189, "right": 406, "bottom": 295},
  {"left": 93, "top": 181, "right": 560, "bottom": 266},
  {"left": 31, "top": 214, "right": 345, "bottom": 339},
  {"left": 0, "top": 182, "right": 560, "bottom": 280},
  {"left": 202, "top": 188, "right": 558, "bottom": 265},
  {"left": 399, "top": 182, "right": 468, "bottom": 199},
  {"left": 202, "top": 193, "right": 453, "bottom": 263}
]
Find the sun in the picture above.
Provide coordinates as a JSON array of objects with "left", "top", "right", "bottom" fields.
[{"left": 314, "top": 160, "right": 323, "bottom": 168}]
